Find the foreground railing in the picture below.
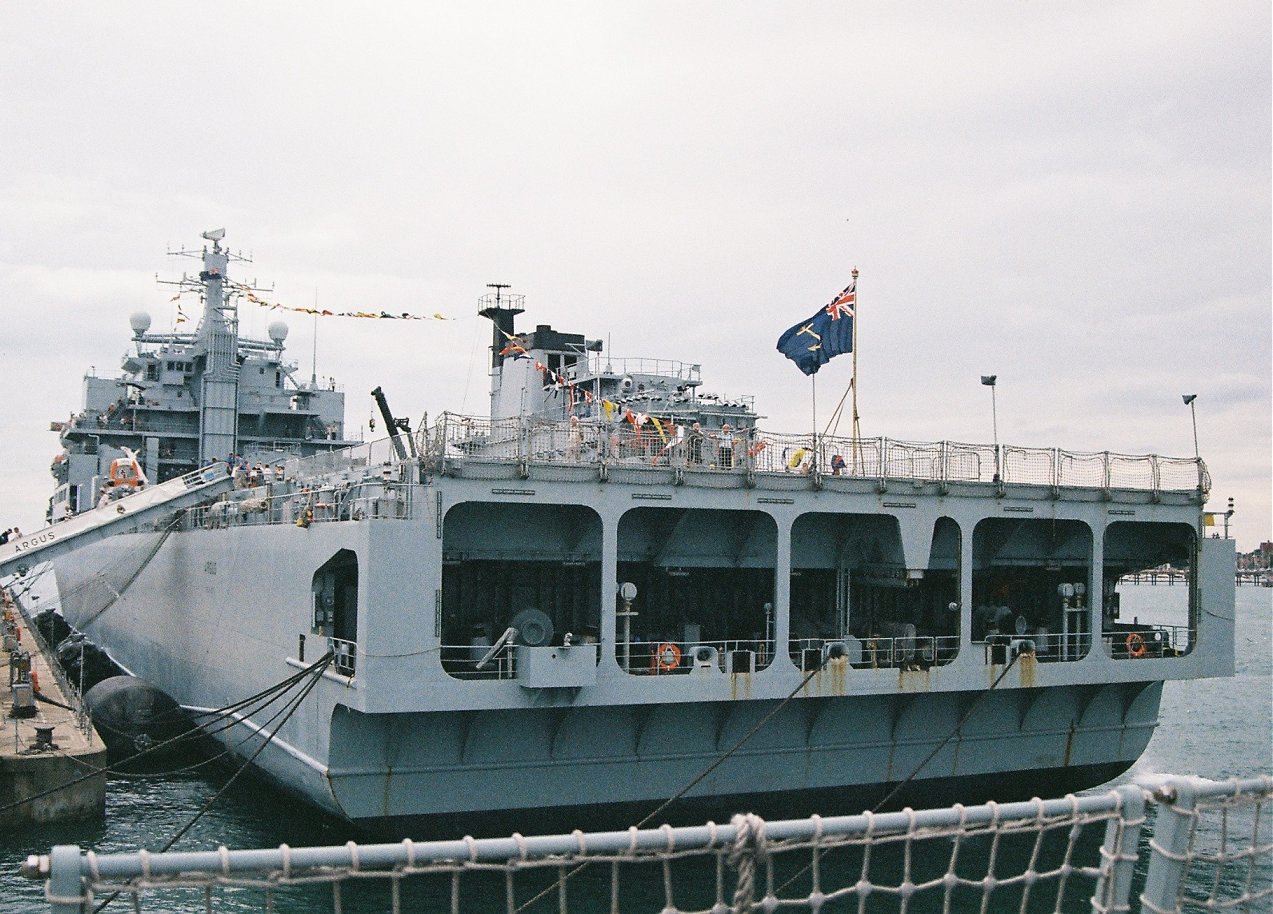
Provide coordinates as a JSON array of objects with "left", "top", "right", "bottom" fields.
[
  {"left": 23, "top": 775, "right": 1270, "bottom": 913},
  {"left": 428, "top": 413, "right": 1211, "bottom": 495}
]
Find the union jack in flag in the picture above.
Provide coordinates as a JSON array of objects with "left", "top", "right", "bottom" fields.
[{"left": 824, "top": 281, "right": 855, "bottom": 319}]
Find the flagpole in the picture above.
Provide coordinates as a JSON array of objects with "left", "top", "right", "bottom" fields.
[
  {"left": 850, "top": 266, "right": 862, "bottom": 472},
  {"left": 811, "top": 373, "right": 818, "bottom": 474}
]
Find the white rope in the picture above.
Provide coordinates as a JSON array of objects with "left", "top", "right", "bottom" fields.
[{"left": 728, "top": 813, "right": 768, "bottom": 914}]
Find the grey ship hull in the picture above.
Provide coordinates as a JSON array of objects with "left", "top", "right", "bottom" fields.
[{"left": 49, "top": 484, "right": 1208, "bottom": 828}]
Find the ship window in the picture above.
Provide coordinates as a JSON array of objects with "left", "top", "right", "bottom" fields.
[
  {"left": 788, "top": 512, "right": 958, "bottom": 670},
  {"left": 1102, "top": 522, "right": 1195, "bottom": 659},
  {"left": 440, "top": 502, "right": 602, "bottom": 680},
  {"left": 972, "top": 518, "right": 1093, "bottom": 663},
  {"left": 616, "top": 507, "right": 777, "bottom": 675},
  {"left": 312, "top": 550, "right": 358, "bottom": 675},
  {"left": 146, "top": 364, "right": 158, "bottom": 381}
]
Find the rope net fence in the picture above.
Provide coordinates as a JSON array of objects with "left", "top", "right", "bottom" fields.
[{"left": 27, "top": 775, "right": 1271, "bottom": 914}]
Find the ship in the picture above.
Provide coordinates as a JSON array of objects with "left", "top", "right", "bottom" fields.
[
  {"left": 47, "top": 228, "right": 357, "bottom": 523},
  {"left": 10, "top": 231, "right": 1236, "bottom": 831}
]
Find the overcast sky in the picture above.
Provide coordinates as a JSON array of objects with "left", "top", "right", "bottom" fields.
[{"left": 1, "top": 2, "right": 1268, "bottom": 548}]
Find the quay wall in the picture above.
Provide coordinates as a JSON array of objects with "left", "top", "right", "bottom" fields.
[{"left": 1, "top": 585, "right": 107, "bottom": 828}]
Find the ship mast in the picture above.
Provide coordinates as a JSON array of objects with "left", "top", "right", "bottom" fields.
[
  {"left": 196, "top": 229, "right": 240, "bottom": 464},
  {"left": 160, "top": 228, "right": 252, "bottom": 464}
]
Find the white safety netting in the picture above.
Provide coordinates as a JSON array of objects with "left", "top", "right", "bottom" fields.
[{"left": 33, "top": 776, "right": 1270, "bottom": 914}]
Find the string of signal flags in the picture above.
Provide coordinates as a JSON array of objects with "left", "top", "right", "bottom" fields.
[{"left": 167, "top": 282, "right": 452, "bottom": 323}]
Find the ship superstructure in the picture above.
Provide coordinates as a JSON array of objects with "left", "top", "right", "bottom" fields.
[
  {"left": 30, "top": 248, "right": 1235, "bottom": 830},
  {"left": 48, "top": 231, "right": 356, "bottom": 522}
]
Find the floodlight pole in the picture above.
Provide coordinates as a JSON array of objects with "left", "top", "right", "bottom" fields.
[
  {"left": 1184, "top": 397, "right": 1199, "bottom": 461},
  {"left": 990, "top": 384, "right": 999, "bottom": 466},
  {"left": 1182, "top": 394, "right": 1200, "bottom": 494},
  {"left": 982, "top": 375, "right": 999, "bottom": 482}
]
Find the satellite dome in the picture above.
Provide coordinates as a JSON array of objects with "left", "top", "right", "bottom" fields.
[
  {"left": 129, "top": 312, "right": 152, "bottom": 336},
  {"left": 267, "top": 321, "right": 289, "bottom": 345}
]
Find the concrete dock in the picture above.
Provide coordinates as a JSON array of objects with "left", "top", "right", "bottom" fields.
[{"left": 1, "top": 586, "right": 107, "bottom": 827}]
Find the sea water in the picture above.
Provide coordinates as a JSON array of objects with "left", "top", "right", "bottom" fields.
[{"left": 1, "top": 586, "right": 1268, "bottom": 912}]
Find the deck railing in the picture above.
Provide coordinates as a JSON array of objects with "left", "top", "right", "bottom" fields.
[
  {"left": 790, "top": 634, "right": 962, "bottom": 669},
  {"left": 328, "top": 636, "right": 357, "bottom": 676},
  {"left": 184, "top": 480, "right": 414, "bottom": 530},
  {"left": 427, "top": 413, "right": 1210, "bottom": 495},
  {"left": 619, "top": 638, "right": 775, "bottom": 675}
]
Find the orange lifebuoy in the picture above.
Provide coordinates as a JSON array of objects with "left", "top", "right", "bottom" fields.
[
  {"left": 1125, "top": 632, "right": 1147, "bottom": 658},
  {"left": 653, "top": 642, "right": 682, "bottom": 672}
]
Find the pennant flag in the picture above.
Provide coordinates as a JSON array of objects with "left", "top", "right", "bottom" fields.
[
  {"left": 229, "top": 282, "right": 450, "bottom": 321},
  {"left": 776, "top": 280, "right": 855, "bottom": 376},
  {"left": 499, "top": 329, "right": 528, "bottom": 358}
]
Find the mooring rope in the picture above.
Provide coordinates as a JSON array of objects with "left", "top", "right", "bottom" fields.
[
  {"left": 0, "top": 653, "right": 334, "bottom": 815},
  {"left": 90, "top": 652, "right": 334, "bottom": 914},
  {"left": 514, "top": 657, "right": 830, "bottom": 913},
  {"left": 774, "top": 651, "right": 1025, "bottom": 897}
]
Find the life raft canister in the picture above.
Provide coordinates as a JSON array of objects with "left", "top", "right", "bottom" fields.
[
  {"left": 652, "top": 642, "right": 681, "bottom": 672},
  {"left": 108, "top": 457, "right": 144, "bottom": 488}
]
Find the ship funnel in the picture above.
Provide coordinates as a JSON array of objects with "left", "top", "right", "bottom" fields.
[{"left": 478, "top": 285, "right": 526, "bottom": 370}]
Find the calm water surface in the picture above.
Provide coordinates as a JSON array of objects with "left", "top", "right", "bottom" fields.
[{"left": 2, "top": 585, "right": 1268, "bottom": 912}]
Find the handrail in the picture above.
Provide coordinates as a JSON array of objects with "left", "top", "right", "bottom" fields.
[{"left": 427, "top": 412, "right": 1209, "bottom": 495}]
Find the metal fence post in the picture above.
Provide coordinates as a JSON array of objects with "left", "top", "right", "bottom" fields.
[
  {"left": 1140, "top": 777, "right": 1200, "bottom": 913},
  {"left": 1091, "top": 785, "right": 1146, "bottom": 913},
  {"left": 47, "top": 845, "right": 84, "bottom": 914},
  {"left": 517, "top": 417, "right": 529, "bottom": 478}
]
